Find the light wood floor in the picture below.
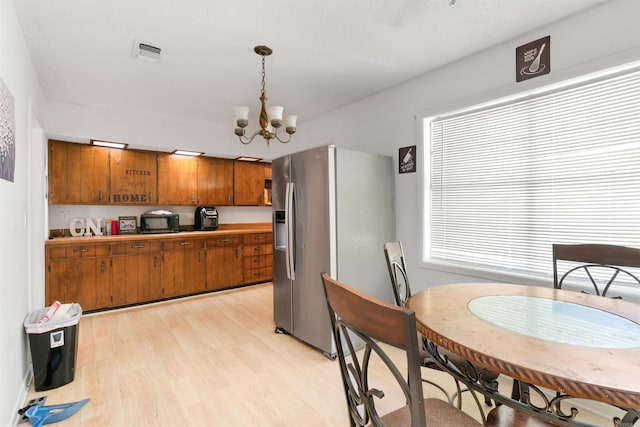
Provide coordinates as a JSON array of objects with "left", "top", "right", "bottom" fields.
[{"left": 24, "top": 283, "right": 609, "bottom": 426}]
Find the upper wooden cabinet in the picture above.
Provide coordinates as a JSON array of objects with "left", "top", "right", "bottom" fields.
[
  {"left": 234, "top": 161, "right": 268, "bottom": 206},
  {"left": 157, "top": 154, "right": 199, "bottom": 205},
  {"left": 198, "top": 157, "right": 234, "bottom": 206},
  {"left": 109, "top": 149, "right": 158, "bottom": 205},
  {"left": 48, "top": 140, "right": 110, "bottom": 204},
  {"left": 48, "top": 140, "right": 270, "bottom": 207}
]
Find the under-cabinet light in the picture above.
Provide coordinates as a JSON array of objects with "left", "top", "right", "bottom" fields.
[
  {"left": 91, "top": 140, "right": 128, "bottom": 149},
  {"left": 235, "top": 156, "right": 262, "bottom": 162},
  {"left": 172, "top": 149, "right": 203, "bottom": 156}
]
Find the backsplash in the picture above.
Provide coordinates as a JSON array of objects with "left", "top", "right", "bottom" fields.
[{"left": 48, "top": 205, "right": 271, "bottom": 233}]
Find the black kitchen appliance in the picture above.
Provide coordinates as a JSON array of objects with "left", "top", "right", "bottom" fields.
[
  {"left": 194, "top": 206, "right": 219, "bottom": 231},
  {"left": 140, "top": 212, "right": 180, "bottom": 234}
]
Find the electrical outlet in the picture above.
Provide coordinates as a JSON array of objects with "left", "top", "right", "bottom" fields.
[{"left": 62, "top": 210, "right": 69, "bottom": 221}]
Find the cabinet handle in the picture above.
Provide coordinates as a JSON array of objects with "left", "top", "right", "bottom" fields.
[
  {"left": 72, "top": 248, "right": 88, "bottom": 253},
  {"left": 198, "top": 253, "right": 202, "bottom": 262},
  {"left": 180, "top": 241, "right": 191, "bottom": 246},
  {"left": 219, "top": 239, "right": 229, "bottom": 243},
  {"left": 228, "top": 194, "right": 231, "bottom": 203},
  {"left": 235, "top": 249, "right": 238, "bottom": 257},
  {"left": 254, "top": 247, "right": 262, "bottom": 252},
  {"left": 154, "top": 256, "right": 158, "bottom": 267},
  {"left": 131, "top": 244, "right": 144, "bottom": 249},
  {"left": 149, "top": 192, "right": 153, "bottom": 202},
  {"left": 254, "top": 236, "right": 264, "bottom": 240},
  {"left": 99, "top": 189, "right": 103, "bottom": 200},
  {"left": 253, "top": 258, "right": 260, "bottom": 264},
  {"left": 191, "top": 193, "right": 195, "bottom": 203},
  {"left": 101, "top": 260, "right": 105, "bottom": 272}
]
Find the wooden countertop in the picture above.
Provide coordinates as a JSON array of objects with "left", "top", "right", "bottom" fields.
[{"left": 46, "top": 223, "right": 272, "bottom": 245}]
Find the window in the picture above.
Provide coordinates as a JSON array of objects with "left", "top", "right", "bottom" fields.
[{"left": 425, "top": 63, "right": 640, "bottom": 280}]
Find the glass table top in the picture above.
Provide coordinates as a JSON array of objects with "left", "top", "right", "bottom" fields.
[{"left": 468, "top": 295, "right": 640, "bottom": 349}]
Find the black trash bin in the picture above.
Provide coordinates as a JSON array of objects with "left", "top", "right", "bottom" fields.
[{"left": 24, "top": 303, "right": 82, "bottom": 391}]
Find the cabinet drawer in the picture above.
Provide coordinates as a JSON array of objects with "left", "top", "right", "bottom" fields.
[
  {"left": 206, "top": 236, "right": 242, "bottom": 247},
  {"left": 242, "top": 244, "right": 272, "bottom": 256},
  {"left": 243, "top": 266, "right": 272, "bottom": 283},
  {"left": 163, "top": 239, "right": 205, "bottom": 251},
  {"left": 243, "top": 255, "right": 273, "bottom": 269},
  {"left": 111, "top": 241, "right": 162, "bottom": 255},
  {"left": 48, "top": 244, "right": 109, "bottom": 259},
  {"left": 242, "top": 233, "right": 273, "bottom": 245}
]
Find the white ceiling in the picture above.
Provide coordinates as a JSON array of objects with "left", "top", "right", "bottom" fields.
[{"left": 14, "top": 0, "right": 608, "bottom": 128}]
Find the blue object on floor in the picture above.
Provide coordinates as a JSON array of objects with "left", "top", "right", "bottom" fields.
[{"left": 25, "top": 398, "right": 89, "bottom": 427}]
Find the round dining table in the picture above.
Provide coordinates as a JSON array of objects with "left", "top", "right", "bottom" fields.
[{"left": 406, "top": 283, "right": 640, "bottom": 410}]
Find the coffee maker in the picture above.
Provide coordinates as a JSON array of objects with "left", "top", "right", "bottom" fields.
[{"left": 194, "top": 206, "right": 219, "bottom": 230}]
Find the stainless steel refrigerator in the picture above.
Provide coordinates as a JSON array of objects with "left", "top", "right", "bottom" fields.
[{"left": 272, "top": 144, "right": 394, "bottom": 357}]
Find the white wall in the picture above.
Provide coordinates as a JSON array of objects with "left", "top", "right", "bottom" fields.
[
  {"left": 296, "top": 0, "right": 640, "bottom": 292},
  {"left": 0, "top": 1, "right": 46, "bottom": 425}
]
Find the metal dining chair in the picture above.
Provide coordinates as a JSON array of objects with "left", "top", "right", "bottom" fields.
[
  {"left": 383, "top": 241, "right": 499, "bottom": 408},
  {"left": 320, "top": 272, "right": 482, "bottom": 427},
  {"left": 553, "top": 243, "right": 640, "bottom": 299}
]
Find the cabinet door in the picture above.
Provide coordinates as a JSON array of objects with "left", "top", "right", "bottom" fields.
[
  {"left": 233, "top": 161, "right": 265, "bottom": 206},
  {"left": 206, "top": 236, "right": 243, "bottom": 290},
  {"left": 112, "top": 241, "right": 163, "bottom": 305},
  {"left": 163, "top": 239, "right": 206, "bottom": 297},
  {"left": 198, "top": 157, "right": 234, "bottom": 205},
  {"left": 46, "top": 246, "right": 110, "bottom": 311},
  {"left": 48, "top": 140, "right": 109, "bottom": 204},
  {"left": 157, "top": 154, "right": 198, "bottom": 205},
  {"left": 110, "top": 149, "right": 158, "bottom": 205}
]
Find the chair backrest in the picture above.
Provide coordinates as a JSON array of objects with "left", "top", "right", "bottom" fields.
[
  {"left": 552, "top": 243, "right": 640, "bottom": 299},
  {"left": 320, "top": 272, "right": 426, "bottom": 427},
  {"left": 384, "top": 242, "right": 412, "bottom": 306}
]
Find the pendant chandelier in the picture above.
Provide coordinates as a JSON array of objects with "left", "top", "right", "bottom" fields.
[{"left": 233, "top": 46, "right": 297, "bottom": 145}]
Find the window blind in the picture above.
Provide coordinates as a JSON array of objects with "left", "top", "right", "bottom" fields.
[{"left": 429, "top": 66, "right": 640, "bottom": 280}]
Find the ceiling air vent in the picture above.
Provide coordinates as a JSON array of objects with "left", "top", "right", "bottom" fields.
[{"left": 133, "top": 40, "right": 162, "bottom": 62}]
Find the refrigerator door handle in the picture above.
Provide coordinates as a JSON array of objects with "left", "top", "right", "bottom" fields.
[{"left": 286, "top": 182, "right": 296, "bottom": 280}]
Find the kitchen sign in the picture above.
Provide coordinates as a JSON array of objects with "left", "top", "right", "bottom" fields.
[
  {"left": 110, "top": 150, "right": 157, "bottom": 204},
  {"left": 516, "top": 36, "right": 550, "bottom": 82}
]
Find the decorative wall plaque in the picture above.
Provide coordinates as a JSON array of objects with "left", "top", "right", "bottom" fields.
[
  {"left": 0, "top": 77, "right": 16, "bottom": 182},
  {"left": 516, "top": 36, "right": 550, "bottom": 82},
  {"left": 399, "top": 145, "right": 416, "bottom": 174}
]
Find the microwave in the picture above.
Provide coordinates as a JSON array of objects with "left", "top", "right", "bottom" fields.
[{"left": 140, "top": 213, "right": 180, "bottom": 234}]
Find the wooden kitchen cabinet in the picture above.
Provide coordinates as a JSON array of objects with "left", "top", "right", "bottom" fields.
[
  {"left": 111, "top": 241, "right": 163, "bottom": 304},
  {"left": 242, "top": 233, "right": 273, "bottom": 284},
  {"left": 157, "top": 153, "right": 198, "bottom": 205},
  {"left": 233, "top": 161, "right": 266, "bottom": 206},
  {"left": 109, "top": 149, "right": 158, "bottom": 205},
  {"left": 45, "top": 243, "right": 111, "bottom": 311},
  {"left": 48, "top": 140, "right": 110, "bottom": 204},
  {"left": 205, "top": 235, "right": 243, "bottom": 290},
  {"left": 162, "top": 238, "right": 206, "bottom": 297},
  {"left": 198, "top": 157, "right": 234, "bottom": 206}
]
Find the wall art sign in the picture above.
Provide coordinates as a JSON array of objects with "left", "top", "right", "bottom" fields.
[
  {"left": 399, "top": 145, "right": 416, "bottom": 174},
  {"left": 0, "top": 77, "right": 16, "bottom": 182},
  {"left": 516, "top": 35, "right": 550, "bottom": 82}
]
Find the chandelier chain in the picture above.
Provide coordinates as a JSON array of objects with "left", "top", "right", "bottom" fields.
[{"left": 260, "top": 55, "right": 266, "bottom": 97}]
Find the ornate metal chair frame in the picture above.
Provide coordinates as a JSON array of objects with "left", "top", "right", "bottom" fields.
[
  {"left": 553, "top": 243, "right": 640, "bottom": 298},
  {"left": 320, "top": 272, "right": 481, "bottom": 427},
  {"left": 383, "top": 241, "right": 497, "bottom": 409}
]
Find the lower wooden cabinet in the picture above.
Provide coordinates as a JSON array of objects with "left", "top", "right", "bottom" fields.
[
  {"left": 111, "top": 241, "right": 163, "bottom": 304},
  {"left": 162, "top": 238, "right": 206, "bottom": 297},
  {"left": 45, "top": 230, "right": 272, "bottom": 312},
  {"left": 46, "top": 244, "right": 111, "bottom": 311},
  {"left": 242, "top": 233, "right": 273, "bottom": 284},
  {"left": 205, "top": 236, "right": 243, "bottom": 290}
]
